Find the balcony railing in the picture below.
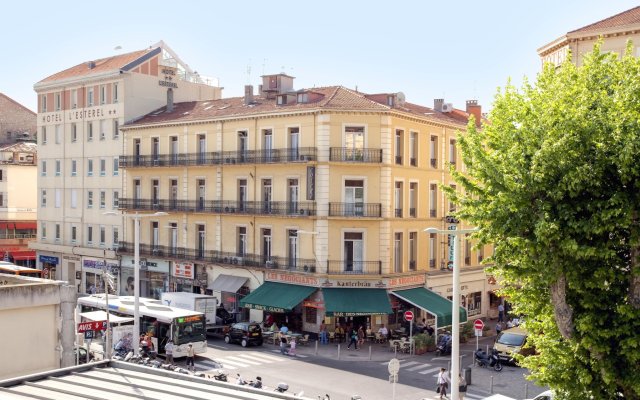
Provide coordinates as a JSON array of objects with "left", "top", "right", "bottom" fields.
[
  {"left": 119, "top": 198, "right": 316, "bottom": 216},
  {"left": 327, "top": 260, "right": 382, "bottom": 275},
  {"left": 117, "top": 241, "right": 318, "bottom": 273},
  {"left": 394, "top": 208, "right": 403, "bottom": 218},
  {"left": 329, "top": 148, "right": 382, "bottom": 163},
  {"left": 120, "top": 147, "right": 317, "bottom": 168},
  {"left": 328, "top": 202, "right": 382, "bottom": 218},
  {"left": 409, "top": 208, "right": 416, "bottom": 217},
  {"left": 429, "top": 209, "right": 437, "bottom": 218},
  {"left": 410, "top": 157, "right": 417, "bottom": 166},
  {"left": 409, "top": 260, "right": 416, "bottom": 271}
]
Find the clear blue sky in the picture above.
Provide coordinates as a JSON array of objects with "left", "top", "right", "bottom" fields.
[{"left": 2, "top": 1, "right": 639, "bottom": 113}]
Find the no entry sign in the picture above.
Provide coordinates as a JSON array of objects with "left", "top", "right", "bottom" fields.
[
  {"left": 404, "top": 311, "right": 414, "bottom": 322},
  {"left": 474, "top": 319, "right": 484, "bottom": 330}
]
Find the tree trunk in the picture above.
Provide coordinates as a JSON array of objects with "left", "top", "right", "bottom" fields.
[{"left": 550, "top": 274, "right": 574, "bottom": 339}]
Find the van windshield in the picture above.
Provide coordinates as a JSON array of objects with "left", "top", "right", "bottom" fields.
[{"left": 496, "top": 332, "right": 526, "bottom": 346}]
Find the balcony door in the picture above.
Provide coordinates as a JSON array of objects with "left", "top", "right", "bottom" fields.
[
  {"left": 344, "top": 232, "right": 363, "bottom": 272},
  {"left": 287, "top": 229, "right": 298, "bottom": 269},
  {"left": 152, "top": 179, "right": 159, "bottom": 207},
  {"left": 134, "top": 139, "right": 141, "bottom": 165},
  {"left": 238, "top": 179, "right": 247, "bottom": 212},
  {"left": 198, "top": 134, "right": 206, "bottom": 164},
  {"left": 262, "top": 179, "right": 272, "bottom": 213},
  {"left": 197, "top": 179, "right": 205, "bottom": 211},
  {"left": 197, "top": 224, "right": 205, "bottom": 258},
  {"left": 289, "top": 127, "right": 299, "bottom": 161},
  {"left": 344, "top": 126, "right": 364, "bottom": 161},
  {"left": 169, "top": 223, "right": 178, "bottom": 255},
  {"left": 237, "top": 227, "right": 247, "bottom": 257},
  {"left": 152, "top": 138, "right": 160, "bottom": 164},
  {"left": 170, "top": 136, "right": 178, "bottom": 164},
  {"left": 170, "top": 179, "right": 178, "bottom": 209},
  {"left": 288, "top": 179, "right": 299, "bottom": 214},
  {"left": 263, "top": 129, "right": 273, "bottom": 162},
  {"left": 344, "top": 180, "right": 364, "bottom": 216},
  {"left": 262, "top": 228, "right": 272, "bottom": 265},
  {"left": 238, "top": 131, "right": 248, "bottom": 162},
  {"left": 151, "top": 221, "right": 159, "bottom": 252},
  {"left": 134, "top": 179, "right": 141, "bottom": 208}
]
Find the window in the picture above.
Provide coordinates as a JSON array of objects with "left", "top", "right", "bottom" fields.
[
  {"left": 41, "top": 223, "right": 47, "bottom": 239},
  {"left": 0, "top": 193, "right": 5, "bottom": 207},
  {"left": 71, "top": 89, "right": 78, "bottom": 109},
  {"left": 449, "top": 139, "right": 457, "bottom": 165},
  {"left": 87, "top": 226, "right": 93, "bottom": 245},
  {"left": 113, "top": 119, "right": 119, "bottom": 139},
  {"left": 87, "top": 87, "right": 94, "bottom": 107},
  {"left": 287, "top": 229, "right": 298, "bottom": 269},
  {"left": 87, "top": 159, "right": 93, "bottom": 176},
  {"left": 152, "top": 180, "right": 159, "bottom": 206},
  {"left": 55, "top": 189, "right": 61, "bottom": 208},
  {"left": 100, "top": 85, "right": 106, "bottom": 105},
  {"left": 113, "top": 158, "right": 119, "bottom": 175},
  {"left": 87, "top": 121, "right": 93, "bottom": 141},
  {"left": 71, "top": 226, "right": 77, "bottom": 243},
  {"left": 0, "top": 169, "right": 3, "bottom": 181},
  {"left": 409, "top": 182, "right": 417, "bottom": 217},
  {"left": 430, "top": 135, "right": 438, "bottom": 168},
  {"left": 394, "top": 181, "right": 403, "bottom": 217},
  {"left": 87, "top": 190, "right": 93, "bottom": 208},
  {"left": 394, "top": 232, "right": 403, "bottom": 273},
  {"left": 343, "top": 232, "right": 363, "bottom": 272},
  {"left": 395, "top": 129, "right": 403, "bottom": 165},
  {"left": 100, "top": 120, "right": 106, "bottom": 140},
  {"left": 113, "top": 83, "right": 119, "bottom": 103},
  {"left": 55, "top": 93, "right": 61, "bottom": 111},
  {"left": 344, "top": 180, "right": 364, "bottom": 216},
  {"left": 113, "top": 227, "right": 119, "bottom": 248},
  {"left": 237, "top": 226, "right": 247, "bottom": 256},
  {"left": 100, "top": 159, "right": 106, "bottom": 176},
  {"left": 429, "top": 233, "right": 437, "bottom": 269},
  {"left": 297, "top": 93, "right": 308, "bottom": 103},
  {"left": 55, "top": 160, "right": 61, "bottom": 176},
  {"left": 71, "top": 189, "right": 77, "bottom": 208},
  {"left": 430, "top": 183, "right": 438, "bottom": 218},
  {"left": 409, "top": 232, "right": 417, "bottom": 270},
  {"left": 465, "top": 239, "right": 471, "bottom": 265},
  {"left": 100, "top": 191, "right": 106, "bottom": 209},
  {"left": 409, "top": 131, "right": 417, "bottom": 166},
  {"left": 41, "top": 160, "right": 47, "bottom": 176},
  {"left": 100, "top": 226, "right": 106, "bottom": 246},
  {"left": 152, "top": 138, "right": 160, "bottom": 162},
  {"left": 478, "top": 245, "right": 485, "bottom": 263},
  {"left": 41, "top": 189, "right": 47, "bottom": 207},
  {"left": 55, "top": 125, "right": 61, "bottom": 144},
  {"left": 55, "top": 224, "right": 61, "bottom": 241},
  {"left": 71, "top": 160, "right": 77, "bottom": 176},
  {"left": 113, "top": 191, "right": 119, "bottom": 209},
  {"left": 41, "top": 126, "right": 47, "bottom": 144},
  {"left": 71, "top": 123, "right": 77, "bottom": 142},
  {"left": 41, "top": 94, "right": 47, "bottom": 112}
]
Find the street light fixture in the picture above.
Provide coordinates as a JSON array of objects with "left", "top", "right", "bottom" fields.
[
  {"left": 424, "top": 226, "right": 478, "bottom": 400},
  {"left": 104, "top": 211, "right": 168, "bottom": 355}
]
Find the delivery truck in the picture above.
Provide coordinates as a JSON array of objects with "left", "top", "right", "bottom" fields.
[{"left": 160, "top": 292, "right": 235, "bottom": 332}]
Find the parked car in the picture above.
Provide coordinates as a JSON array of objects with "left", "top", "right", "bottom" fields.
[
  {"left": 224, "top": 322, "right": 263, "bottom": 347},
  {"left": 494, "top": 326, "right": 535, "bottom": 363},
  {"left": 527, "top": 390, "right": 554, "bottom": 400}
]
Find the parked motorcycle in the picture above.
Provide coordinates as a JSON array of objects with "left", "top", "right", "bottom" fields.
[
  {"left": 211, "top": 369, "right": 228, "bottom": 382},
  {"left": 475, "top": 348, "right": 503, "bottom": 371},
  {"left": 435, "top": 333, "right": 452, "bottom": 356}
]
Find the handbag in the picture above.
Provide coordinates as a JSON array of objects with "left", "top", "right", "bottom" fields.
[{"left": 436, "top": 385, "right": 441, "bottom": 394}]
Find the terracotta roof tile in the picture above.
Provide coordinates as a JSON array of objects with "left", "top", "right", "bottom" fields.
[
  {"left": 0, "top": 92, "right": 36, "bottom": 116},
  {"left": 38, "top": 49, "right": 153, "bottom": 83},
  {"left": 127, "top": 86, "right": 472, "bottom": 129},
  {"left": 569, "top": 6, "right": 640, "bottom": 34}
]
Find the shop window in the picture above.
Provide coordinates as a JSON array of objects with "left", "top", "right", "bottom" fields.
[{"left": 305, "top": 307, "right": 317, "bottom": 324}]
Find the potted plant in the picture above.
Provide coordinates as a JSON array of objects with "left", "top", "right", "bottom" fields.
[
  {"left": 413, "top": 333, "right": 430, "bottom": 355},
  {"left": 460, "top": 321, "right": 474, "bottom": 343}
]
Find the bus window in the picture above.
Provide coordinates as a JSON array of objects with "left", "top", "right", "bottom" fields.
[{"left": 174, "top": 315, "right": 206, "bottom": 345}]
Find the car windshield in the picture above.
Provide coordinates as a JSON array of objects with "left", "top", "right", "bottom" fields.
[
  {"left": 174, "top": 315, "right": 206, "bottom": 345},
  {"left": 496, "top": 332, "right": 526, "bottom": 346}
]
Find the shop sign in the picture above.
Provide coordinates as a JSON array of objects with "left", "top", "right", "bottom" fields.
[
  {"left": 331, "top": 312, "right": 385, "bottom": 317},
  {"left": 265, "top": 271, "right": 319, "bottom": 286},
  {"left": 83, "top": 259, "right": 118, "bottom": 270},
  {"left": 39, "top": 255, "right": 59, "bottom": 264},
  {"left": 173, "top": 262, "right": 194, "bottom": 279},
  {"left": 63, "top": 255, "right": 81, "bottom": 261},
  {"left": 243, "top": 303, "right": 285, "bottom": 313},
  {"left": 121, "top": 256, "right": 170, "bottom": 273},
  {"left": 335, "top": 279, "right": 386, "bottom": 288},
  {"left": 387, "top": 274, "right": 426, "bottom": 288},
  {"left": 302, "top": 300, "right": 324, "bottom": 309}
]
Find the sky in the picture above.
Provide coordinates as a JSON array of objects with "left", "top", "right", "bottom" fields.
[{"left": 2, "top": 1, "right": 640, "bottom": 114}]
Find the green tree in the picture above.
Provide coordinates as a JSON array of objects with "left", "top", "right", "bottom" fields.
[{"left": 449, "top": 42, "right": 640, "bottom": 399}]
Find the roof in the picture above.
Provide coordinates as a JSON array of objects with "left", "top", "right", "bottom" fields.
[
  {"left": 37, "top": 48, "right": 155, "bottom": 84},
  {"left": 0, "top": 360, "right": 310, "bottom": 399},
  {"left": 0, "top": 142, "right": 37, "bottom": 153},
  {"left": 126, "top": 86, "right": 473, "bottom": 129},
  {"left": 569, "top": 6, "right": 640, "bottom": 34},
  {"left": 0, "top": 93, "right": 36, "bottom": 116}
]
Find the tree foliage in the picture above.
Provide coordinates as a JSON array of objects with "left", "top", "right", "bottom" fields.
[{"left": 450, "top": 42, "right": 640, "bottom": 399}]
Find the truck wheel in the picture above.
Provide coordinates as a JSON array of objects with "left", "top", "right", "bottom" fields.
[
  {"left": 241, "top": 339, "right": 248, "bottom": 347},
  {"left": 224, "top": 335, "right": 231, "bottom": 344}
]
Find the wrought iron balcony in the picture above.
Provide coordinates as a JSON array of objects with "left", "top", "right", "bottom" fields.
[
  {"left": 117, "top": 242, "right": 319, "bottom": 273},
  {"left": 120, "top": 147, "right": 317, "bottom": 168},
  {"left": 328, "top": 202, "right": 382, "bottom": 217},
  {"left": 394, "top": 208, "right": 403, "bottom": 218},
  {"left": 327, "top": 260, "right": 382, "bottom": 275},
  {"left": 430, "top": 158, "right": 437, "bottom": 168},
  {"left": 329, "top": 148, "right": 382, "bottom": 163},
  {"left": 409, "top": 208, "right": 416, "bottom": 217},
  {"left": 119, "top": 198, "right": 316, "bottom": 216}
]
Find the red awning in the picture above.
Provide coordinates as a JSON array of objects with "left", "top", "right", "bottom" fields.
[
  {"left": 0, "top": 223, "right": 11, "bottom": 230},
  {"left": 12, "top": 255, "right": 36, "bottom": 261},
  {"left": 9, "top": 250, "right": 36, "bottom": 261},
  {"left": 13, "top": 222, "right": 37, "bottom": 230}
]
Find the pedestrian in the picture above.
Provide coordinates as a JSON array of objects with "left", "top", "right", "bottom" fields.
[
  {"left": 496, "top": 322, "right": 503, "bottom": 336},
  {"left": 280, "top": 323, "right": 289, "bottom": 335},
  {"left": 335, "top": 324, "right": 345, "bottom": 343},
  {"left": 378, "top": 324, "right": 389, "bottom": 342},
  {"left": 319, "top": 322, "right": 328, "bottom": 344},
  {"left": 498, "top": 303, "right": 505, "bottom": 323},
  {"left": 436, "top": 367, "right": 450, "bottom": 400},
  {"left": 357, "top": 326, "right": 365, "bottom": 347},
  {"left": 164, "top": 339, "right": 174, "bottom": 365},
  {"left": 458, "top": 373, "right": 468, "bottom": 400},
  {"left": 186, "top": 343, "right": 195, "bottom": 372},
  {"left": 288, "top": 337, "right": 297, "bottom": 356},
  {"left": 280, "top": 335, "right": 288, "bottom": 355},
  {"left": 347, "top": 328, "right": 358, "bottom": 350}
]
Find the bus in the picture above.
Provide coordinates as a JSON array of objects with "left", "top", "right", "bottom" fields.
[
  {"left": 77, "top": 294, "right": 207, "bottom": 358},
  {"left": 0, "top": 262, "right": 44, "bottom": 278}
]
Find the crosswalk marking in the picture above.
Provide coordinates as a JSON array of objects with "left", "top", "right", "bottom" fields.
[
  {"left": 215, "top": 358, "right": 250, "bottom": 368},
  {"left": 199, "top": 359, "right": 236, "bottom": 370},
  {"left": 406, "top": 363, "right": 432, "bottom": 371},
  {"left": 225, "top": 356, "right": 261, "bottom": 365},
  {"left": 418, "top": 367, "right": 442, "bottom": 375},
  {"left": 269, "top": 349, "right": 308, "bottom": 358},
  {"left": 255, "top": 353, "right": 287, "bottom": 362},
  {"left": 399, "top": 361, "right": 420, "bottom": 368},
  {"left": 234, "top": 354, "right": 276, "bottom": 363}
]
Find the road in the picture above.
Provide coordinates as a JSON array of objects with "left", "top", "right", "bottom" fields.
[{"left": 175, "top": 335, "right": 548, "bottom": 400}]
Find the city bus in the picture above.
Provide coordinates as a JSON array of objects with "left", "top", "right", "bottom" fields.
[
  {"left": 77, "top": 294, "right": 207, "bottom": 358},
  {"left": 0, "top": 262, "right": 44, "bottom": 278}
]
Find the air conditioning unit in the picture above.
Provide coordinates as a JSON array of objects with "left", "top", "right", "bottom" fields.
[
  {"left": 265, "top": 260, "right": 277, "bottom": 269},
  {"left": 441, "top": 103, "right": 453, "bottom": 113}
]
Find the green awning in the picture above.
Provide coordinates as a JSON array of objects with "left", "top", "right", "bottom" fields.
[
  {"left": 239, "top": 282, "right": 317, "bottom": 313},
  {"left": 323, "top": 288, "right": 393, "bottom": 317},
  {"left": 391, "top": 287, "right": 467, "bottom": 327}
]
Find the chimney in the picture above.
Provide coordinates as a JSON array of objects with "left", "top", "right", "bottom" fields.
[
  {"left": 244, "top": 85, "right": 254, "bottom": 105},
  {"left": 258, "top": 84, "right": 263, "bottom": 95},
  {"left": 87, "top": 61, "right": 96, "bottom": 69},
  {"left": 434, "top": 98, "right": 444, "bottom": 112},
  {"left": 466, "top": 100, "right": 482, "bottom": 127}
]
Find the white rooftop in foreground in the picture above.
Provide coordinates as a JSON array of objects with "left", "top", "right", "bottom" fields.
[{"left": 0, "top": 360, "right": 308, "bottom": 399}]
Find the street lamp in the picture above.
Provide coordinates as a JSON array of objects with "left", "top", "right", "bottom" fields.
[
  {"left": 104, "top": 211, "right": 168, "bottom": 355},
  {"left": 424, "top": 226, "right": 478, "bottom": 400}
]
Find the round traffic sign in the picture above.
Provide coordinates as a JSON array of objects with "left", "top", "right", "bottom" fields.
[
  {"left": 404, "top": 311, "right": 414, "bottom": 322},
  {"left": 474, "top": 319, "right": 484, "bottom": 330},
  {"left": 388, "top": 358, "right": 400, "bottom": 375}
]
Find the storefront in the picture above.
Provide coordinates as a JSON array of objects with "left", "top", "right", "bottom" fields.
[
  {"left": 209, "top": 273, "right": 250, "bottom": 320},
  {"left": 169, "top": 261, "right": 197, "bottom": 293},
  {"left": 427, "top": 269, "right": 488, "bottom": 319},
  {"left": 38, "top": 254, "right": 59, "bottom": 280},
  {"left": 120, "top": 256, "right": 170, "bottom": 299},
  {"left": 82, "top": 257, "right": 119, "bottom": 294}
]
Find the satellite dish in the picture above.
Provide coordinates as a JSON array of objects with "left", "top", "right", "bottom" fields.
[{"left": 396, "top": 92, "right": 406, "bottom": 106}]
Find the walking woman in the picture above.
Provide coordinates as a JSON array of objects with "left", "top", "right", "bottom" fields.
[
  {"left": 347, "top": 328, "right": 358, "bottom": 350},
  {"left": 436, "top": 367, "right": 450, "bottom": 399}
]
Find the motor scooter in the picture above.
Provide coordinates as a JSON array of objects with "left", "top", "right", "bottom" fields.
[
  {"left": 474, "top": 348, "right": 503, "bottom": 371},
  {"left": 210, "top": 369, "right": 228, "bottom": 382},
  {"left": 435, "top": 334, "right": 452, "bottom": 356}
]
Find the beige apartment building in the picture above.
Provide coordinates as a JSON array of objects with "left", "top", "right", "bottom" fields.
[
  {"left": 538, "top": 5, "right": 640, "bottom": 66},
  {"left": 31, "top": 41, "right": 221, "bottom": 293},
  {"left": 119, "top": 74, "right": 498, "bottom": 335}
]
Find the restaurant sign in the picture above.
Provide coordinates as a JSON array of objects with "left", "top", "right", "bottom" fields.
[{"left": 243, "top": 303, "right": 285, "bottom": 313}]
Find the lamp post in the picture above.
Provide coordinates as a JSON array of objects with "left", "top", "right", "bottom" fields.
[
  {"left": 104, "top": 211, "right": 168, "bottom": 355},
  {"left": 424, "top": 226, "right": 478, "bottom": 400}
]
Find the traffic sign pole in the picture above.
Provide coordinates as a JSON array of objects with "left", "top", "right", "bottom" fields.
[
  {"left": 473, "top": 319, "right": 485, "bottom": 351},
  {"left": 404, "top": 311, "right": 415, "bottom": 355}
]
